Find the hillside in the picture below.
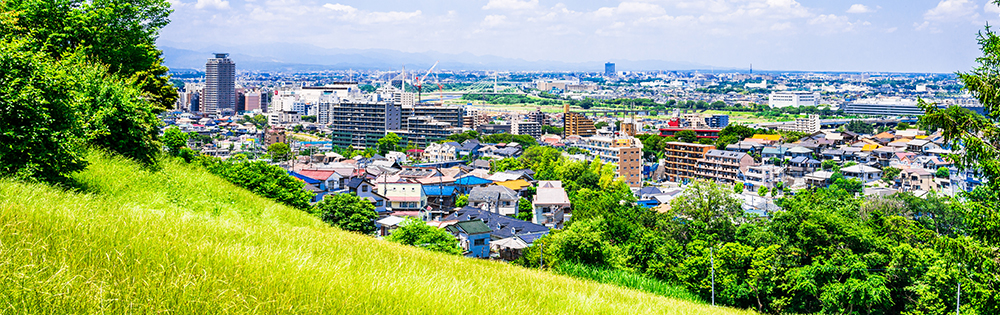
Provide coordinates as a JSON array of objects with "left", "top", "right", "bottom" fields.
[{"left": 0, "top": 151, "right": 751, "bottom": 314}]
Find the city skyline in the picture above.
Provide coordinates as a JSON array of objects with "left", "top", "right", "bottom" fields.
[{"left": 160, "top": 0, "right": 1000, "bottom": 73}]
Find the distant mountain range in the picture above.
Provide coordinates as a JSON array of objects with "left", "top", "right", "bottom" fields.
[{"left": 160, "top": 43, "right": 719, "bottom": 72}]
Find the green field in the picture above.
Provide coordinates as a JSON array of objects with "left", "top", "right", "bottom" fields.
[{"left": 0, "top": 151, "right": 752, "bottom": 314}]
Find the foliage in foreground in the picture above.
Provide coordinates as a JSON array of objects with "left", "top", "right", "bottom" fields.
[
  {"left": 552, "top": 262, "right": 702, "bottom": 304},
  {"left": 313, "top": 193, "right": 378, "bottom": 234},
  {"left": 0, "top": 152, "right": 745, "bottom": 314},
  {"left": 196, "top": 154, "right": 313, "bottom": 211}
]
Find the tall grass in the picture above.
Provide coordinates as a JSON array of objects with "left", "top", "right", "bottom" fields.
[
  {"left": 0, "top": 151, "right": 753, "bottom": 314},
  {"left": 553, "top": 262, "right": 703, "bottom": 303}
]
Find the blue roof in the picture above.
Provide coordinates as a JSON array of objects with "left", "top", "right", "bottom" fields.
[
  {"left": 423, "top": 186, "right": 456, "bottom": 196},
  {"left": 637, "top": 200, "right": 660, "bottom": 208},
  {"left": 289, "top": 171, "right": 321, "bottom": 184},
  {"left": 762, "top": 147, "right": 788, "bottom": 155},
  {"left": 454, "top": 175, "right": 493, "bottom": 186}
]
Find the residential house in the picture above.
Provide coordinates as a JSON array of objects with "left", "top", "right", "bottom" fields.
[
  {"left": 901, "top": 168, "right": 935, "bottom": 192},
  {"left": 468, "top": 185, "right": 519, "bottom": 216},
  {"left": 375, "top": 216, "right": 406, "bottom": 237},
  {"left": 344, "top": 178, "right": 388, "bottom": 215},
  {"left": 443, "top": 206, "right": 550, "bottom": 240},
  {"left": 445, "top": 220, "right": 492, "bottom": 258},
  {"left": 787, "top": 156, "right": 821, "bottom": 177},
  {"left": 804, "top": 170, "right": 836, "bottom": 187},
  {"left": 378, "top": 180, "right": 428, "bottom": 213},
  {"left": 745, "top": 165, "right": 786, "bottom": 192},
  {"left": 425, "top": 142, "right": 459, "bottom": 162},
  {"left": 761, "top": 146, "right": 789, "bottom": 162},
  {"left": 532, "top": 181, "right": 572, "bottom": 229},
  {"left": 841, "top": 164, "right": 883, "bottom": 183}
]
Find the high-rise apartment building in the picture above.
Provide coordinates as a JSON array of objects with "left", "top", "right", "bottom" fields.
[
  {"left": 605, "top": 62, "right": 615, "bottom": 76},
  {"left": 575, "top": 136, "right": 643, "bottom": 187},
  {"left": 563, "top": 103, "right": 596, "bottom": 137},
  {"left": 662, "top": 142, "right": 715, "bottom": 183},
  {"left": 204, "top": 53, "right": 236, "bottom": 115}
]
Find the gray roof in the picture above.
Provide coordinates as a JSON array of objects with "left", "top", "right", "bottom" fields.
[
  {"left": 444, "top": 207, "right": 550, "bottom": 239},
  {"left": 469, "top": 185, "right": 518, "bottom": 202},
  {"left": 706, "top": 150, "right": 749, "bottom": 159}
]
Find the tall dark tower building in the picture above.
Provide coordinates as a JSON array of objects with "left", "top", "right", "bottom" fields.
[
  {"left": 605, "top": 62, "right": 615, "bottom": 76},
  {"left": 205, "top": 53, "right": 236, "bottom": 115}
]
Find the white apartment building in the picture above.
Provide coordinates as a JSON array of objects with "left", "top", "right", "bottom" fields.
[
  {"left": 777, "top": 114, "right": 821, "bottom": 133},
  {"left": 769, "top": 91, "right": 821, "bottom": 108}
]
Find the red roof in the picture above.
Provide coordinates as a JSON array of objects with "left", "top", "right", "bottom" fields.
[{"left": 297, "top": 169, "right": 338, "bottom": 181}]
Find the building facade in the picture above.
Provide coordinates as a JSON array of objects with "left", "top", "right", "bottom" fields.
[
  {"left": 768, "top": 91, "right": 821, "bottom": 108},
  {"left": 695, "top": 150, "right": 756, "bottom": 184},
  {"left": 204, "top": 53, "right": 236, "bottom": 115},
  {"left": 662, "top": 142, "right": 715, "bottom": 183}
]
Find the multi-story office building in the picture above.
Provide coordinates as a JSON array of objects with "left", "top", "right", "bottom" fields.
[
  {"left": 605, "top": 62, "right": 615, "bottom": 76},
  {"left": 529, "top": 108, "right": 547, "bottom": 125},
  {"left": 695, "top": 150, "right": 756, "bottom": 184},
  {"left": 662, "top": 142, "right": 715, "bottom": 183},
  {"left": 768, "top": 91, "right": 820, "bottom": 108},
  {"left": 204, "top": 53, "right": 236, "bottom": 115},
  {"left": 512, "top": 121, "right": 542, "bottom": 139},
  {"left": 244, "top": 90, "right": 262, "bottom": 111},
  {"left": 575, "top": 136, "right": 643, "bottom": 187}
]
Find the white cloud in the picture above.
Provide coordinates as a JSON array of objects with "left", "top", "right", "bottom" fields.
[
  {"left": 323, "top": 3, "right": 356, "bottom": 14},
  {"left": 323, "top": 3, "right": 421, "bottom": 24},
  {"left": 482, "top": 0, "right": 538, "bottom": 10},
  {"left": 482, "top": 14, "right": 507, "bottom": 27},
  {"left": 195, "top": 0, "right": 229, "bottom": 10},
  {"left": 770, "top": 22, "right": 792, "bottom": 30},
  {"left": 846, "top": 4, "right": 872, "bottom": 14},
  {"left": 923, "top": 0, "right": 977, "bottom": 21},
  {"left": 986, "top": 2, "right": 1000, "bottom": 15}
]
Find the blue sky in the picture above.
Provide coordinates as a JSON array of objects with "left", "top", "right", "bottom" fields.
[{"left": 159, "top": 0, "right": 1000, "bottom": 73}]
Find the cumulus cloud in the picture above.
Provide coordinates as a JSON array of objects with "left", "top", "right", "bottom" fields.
[
  {"left": 923, "top": 0, "right": 977, "bottom": 21},
  {"left": 986, "top": 2, "right": 1000, "bottom": 15},
  {"left": 482, "top": 0, "right": 538, "bottom": 10},
  {"left": 195, "top": 0, "right": 229, "bottom": 10},
  {"left": 846, "top": 4, "right": 873, "bottom": 14},
  {"left": 482, "top": 15, "right": 508, "bottom": 27},
  {"left": 323, "top": 3, "right": 421, "bottom": 24}
]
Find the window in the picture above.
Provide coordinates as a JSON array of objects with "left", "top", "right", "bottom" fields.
[
  {"left": 474, "top": 239, "right": 485, "bottom": 246},
  {"left": 361, "top": 185, "right": 369, "bottom": 192}
]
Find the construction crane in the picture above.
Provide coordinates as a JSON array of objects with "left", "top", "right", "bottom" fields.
[{"left": 415, "top": 61, "right": 438, "bottom": 103}]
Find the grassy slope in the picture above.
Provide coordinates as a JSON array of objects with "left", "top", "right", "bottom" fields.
[{"left": 0, "top": 152, "right": 752, "bottom": 314}]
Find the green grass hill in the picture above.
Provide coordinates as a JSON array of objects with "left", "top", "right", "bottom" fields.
[{"left": 0, "top": 151, "right": 752, "bottom": 314}]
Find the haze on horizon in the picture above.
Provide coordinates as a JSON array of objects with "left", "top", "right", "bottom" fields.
[{"left": 159, "top": 0, "right": 1000, "bottom": 73}]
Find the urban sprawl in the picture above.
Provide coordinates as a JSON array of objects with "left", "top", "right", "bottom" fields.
[{"left": 165, "top": 54, "right": 983, "bottom": 259}]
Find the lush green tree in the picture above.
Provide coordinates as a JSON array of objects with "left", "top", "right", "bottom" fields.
[
  {"left": 882, "top": 166, "right": 901, "bottom": 183},
  {"left": 455, "top": 194, "right": 469, "bottom": 207},
  {"left": 446, "top": 130, "right": 479, "bottom": 143},
  {"left": 698, "top": 138, "right": 715, "bottom": 145},
  {"left": 0, "top": 40, "right": 87, "bottom": 182},
  {"left": 313, "top": 193, "right": 377, "bottom": 234},
  {"left": 482, "top": 133, "right": 537, "bottom": 147},
  {"left": 1, "top": 0, "right": 177, "bottom": 111},
  {"left": 542, "top": 125, "right": 563, "bottom": 135},
  {"left": 666, "top": 180, "right": 743, "bottom": 243},
  {"left": 758, "top": 186, "right": 769, "bottom": 198},
  {"left": 517, "top": 197, "right": 533, "bottom": 221},
  {"left": 492, "top": 157, "right": 523, "bottom": 172},
  {"left": 163, "top": 126, "right": 189, "bottom": 156},
  {"left": 896, "top": 122, "right": 911, "bottom": 130},
  {"left": 377, "top": 132, "right": 401, "bottom": 154},
  {"left": 268, "top": 142, "right": 291, "bottom": 162},
  {"left": 301, "top": 115, "right": 316, "bottom": 123},
  {"left": 734, "top": 182, "right": 744, "bottom": 194},
  {"left": 675, "top": 130, "right": 698, "bottom": 143},
  {"left": 821, "top": 159, "right": 838, "bottom": 170},
  {"left": 72, "top": 60, "right": 163, "bottom": 166},
  {"left": 845, "top": 120, "right": 875, "bottom": 134},
  {"left": 832, "top": 177, "right": 863, "bottom": 194},
  {"left": 198, "top": 155, "right": 313, "bottom": 210},
  {"left": 718, "top": 124, "right": 764, "bottom": 140},
  {"left": 935, "top": 167, "right": 950, "bottom": 178},
  {"left": 385, "top": 218, "right": 462, "bottom": 255}
]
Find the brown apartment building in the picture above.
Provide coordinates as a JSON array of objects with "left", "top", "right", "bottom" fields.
[
  {"left": 696, "top": 150, "right": 757, "bottom": 184},
  {"left": 662, "top": 142, "right": 714, "bottom": 183},
  {"left": 563, "top": 103, "right": 596, "bottom": 137}
]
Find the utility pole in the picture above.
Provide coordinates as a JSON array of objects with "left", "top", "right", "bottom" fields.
[
  {"left": 539, "top": 241, "right": 544, "bottom": 270},
  {"left": 957, "top": 279, "right": 961, "bottom": 315},
  {"left": 711, "top": 246, "right": 716, "bottom": 306}
]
